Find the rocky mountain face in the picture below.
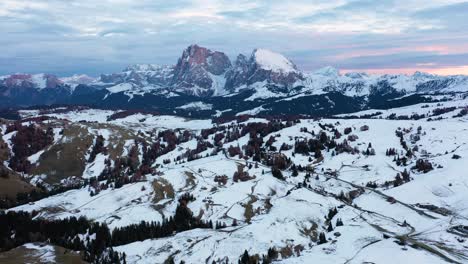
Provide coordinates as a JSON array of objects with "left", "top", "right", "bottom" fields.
[
  {"left": 224, "top": 49, "right": 303, "bottom": 92},
  {"left": 1, "top": 74, "right": 64, "bottom": 90},
  {"left": 98, "top": 64, "right": 173, "bottom": 88},
  {"left": 171, "top": 44, "right": 231, "bottom": 96},
  {"left": 1, "top": 44, "right": 468, "bottom": 117},
  {"left": 92, "top": 45, "right": 304, "bottom": 96}
]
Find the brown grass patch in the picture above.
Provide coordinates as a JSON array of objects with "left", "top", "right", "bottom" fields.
[
  {"left": 31, "top": 124, "right": 93, "bottom": 184},
  {"left": 184, "top": 171, "right": 196, "bottom": 189},
  {"left": 300, "top": 221, "right": 319, "bottom": 242},
  {"left": 243, "top": 195, "right": 258, "bottom": 223},
  {"left": 0, "top": 243, "right": 86, "bottom": 264},
  {"left": 88, "top": 123, "right": 138, "bottom": 161},
  {"left": 0, "top": 134, "right": 10, "bottom": 162},
  {"left": 152, "top": 178, "right": 175, "bottom": 203},
  {"left": 0, "top": 170, "right": 35, "bottom": 200}
]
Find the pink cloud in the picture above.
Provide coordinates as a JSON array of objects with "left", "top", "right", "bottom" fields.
[
  {"left": 330, "top": 44, "right": 468, "bottom": 61},
  {"left": 341, "top": 65, "right": 468, "bottom": 76}
]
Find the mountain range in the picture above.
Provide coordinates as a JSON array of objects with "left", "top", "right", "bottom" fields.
[
  {"left": 2, "top": 46, "right": 468, "bottom": 264},
  {"left": 1, "top": 44, "right": 468, "bottom": 117}
]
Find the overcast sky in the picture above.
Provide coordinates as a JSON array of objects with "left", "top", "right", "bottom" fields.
[{"left": 1, "top": 0, "right": 468, "bottom": 76}]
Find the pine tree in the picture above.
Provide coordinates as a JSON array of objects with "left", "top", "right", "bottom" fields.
[
  {"left": 241, "top": 250, "right": 250, "bottom": 264},
  {"left": 291, "top": 165, "right": 298, "bottom": 177},
  {"left": 336, "top": 218, "right": 344, "bottom": 227},
  {"left": 318, "top": 232, "right": 327, "bottom": 244}
]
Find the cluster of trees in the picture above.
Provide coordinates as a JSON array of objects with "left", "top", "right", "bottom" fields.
[
  {"left": 8, "top": 123, "right": 54, "bottom": 173},
  {"left": 2, "top": 193, "right": 219, "bottom": 263},
  {"left": 264, "top": 136, "right": 276, "bottom": 151},
  {"left": 326, "top": 207, "right": 338, "bottom": 221},
  {"left": 238, "top": 247, "right": 281, "bottom": 264},
  {"left": 344, "top": 127, "right": 352, "bottom": 135},
  {"left": 388, "top": 113, "right": 426, "bottom": 120},
  {"left": 95, "top": 151, "right": 141, "bottom": 192},
  {"left": 233, "top": 167, "right": 254, "bottom": 182},
  {"left": 106, "top": 110, "right": 159, "bottom": 121},
  {"left": 318, "top": 232, "right": 328, "bottom": 244},
  {"left": 453, "top": 107, "right": 468, "bottom": 118},
  {"left": 227, "top": 145, "right": 242, "bottom": 158},
  {"left": 88, "top": 135, "right": 107, "bottom": 162},
  {"left": 338, "top": 112, "right": 383, "bottom": 120},
  {"left": 213, "top": 132, "right": 225, "bottom": 147},
  {"left": 294, "top": 139, "right": 323, "bottom": 157},
  {"left": 244, "top": 134, "right": 264, "bottom": 162},
  {"left": 366, "top": 181, "right": 378, "bottom": 188},
  {"left": 293, "top": 126, "right": 363, "bottom": 158},
  {"left": 92, "top": 128, "right": 197, "bottom": 195},
  {"left": 386, "top": 148, "right": 398, "bottom": 156},
  {"left": 392, "top": 169, "right": 411, "bottom": 187},
  {"left": 363, "top": 143, "right": 376, "bottom": 156},
  {"left": 380, "top": 169, "right": 412, "bottom": 188},
  {"left": 392, "top": 128, "right": 415, "bottom": 166},
  {"left": 223, "top": 121, "right": 295, "bottom": 162},
  {"left": 412, "top": 159, "right": 433, "bottom": 173},
  {"left": 432, "top": 106, "right": 457, "bottom": 116},
  {"left": 110, "top": 205, "right": 211, "bottom": 246},
  {"left": 335, "top": 139, "right": 359, "bottom": 155},
  {"left": 0, "top": 211, "right": 126, "bottom": 264},
  {"left": 214, "top": 175, "right": 228, "bottom": 185},
  {"left": 271, "top": 167, "right": 284, "bottom": 180},
  {"left": 185, "top": 140, "right": 214, "bottom": 161},
  {"left": 0, "top": 179, "right": 85, "bottom": 209},
  {"left": 264, "top": 153, "right": 290, "bottom": 171},
  {"left": 141, "top": 131, "right": 176, "bottom": 166}
]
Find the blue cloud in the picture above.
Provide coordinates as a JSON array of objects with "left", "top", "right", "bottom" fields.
[{"left": 0, "top": 0, "right": 467, "bottom": 76}]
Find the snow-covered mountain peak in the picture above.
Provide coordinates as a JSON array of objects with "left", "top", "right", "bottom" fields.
[
  {"left": 61, "top": 74, "right": 96, "bottom": 86},
  {"left": 344, "top": 72, "right": 369, "bottom": 79},
  {"left": 1, "top": 73, "right": 63, "bottom": 90},
  {"left": 412, "top": 71, "right": 434, "bottom": 79},
  {"left": 252, "top": 48, "right": 298, "bottom": 73},
  {"left": 170, "top": 45, "right": 232, "bottom": 96},
  {"left": 313, "top": 66, "right": 340, "bottom": 77},
  {"left": 123, "top": 64, "right": 172, "bottom": 73}
]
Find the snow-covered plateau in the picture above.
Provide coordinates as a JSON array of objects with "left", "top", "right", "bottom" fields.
[{"left": 1, "top": 96, "right": 468, "bottom": 263}]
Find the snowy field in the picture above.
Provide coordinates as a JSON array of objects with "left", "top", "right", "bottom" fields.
[{"left": 5, "top": 104, "right": 468, "bottom": 263}]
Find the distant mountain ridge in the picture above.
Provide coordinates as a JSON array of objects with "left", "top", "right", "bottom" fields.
[{"left": 1, "top": 44, "right": 468, "bottom": 117}]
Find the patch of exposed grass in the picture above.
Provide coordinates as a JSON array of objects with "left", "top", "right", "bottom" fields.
[
  {"left": 0, "top": 130, "right": 35, "bottom": 200},
  {"left": 152, "top": 178, "right": 175, "bottom": 203},
  {"left": 0, "top": 133, "right": 10, "bottom": 162},
  {"left": 0, "top": 243, "right": 86, "bottom": 264},
  {"left": 184, "top": 171, "right": 196, "bottom": 190},
  {"left": 88, "top": 123, "right": 139, "bottom": 161},
  {"left": 0, "top": 170, "right": 35, "bottom": 200},
  {"left": 31, "top": 124, "right": 93, "bottom": 184},
  {"left": 300, "top": 221, "right": 319, "bottom": 242},
  {"left": 243, "top": 195, "right": 258, "bottom": 224}
]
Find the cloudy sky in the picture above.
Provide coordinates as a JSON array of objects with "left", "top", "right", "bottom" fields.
[{"left": 1, "top": 0, "right": 468, "bottom": 76}]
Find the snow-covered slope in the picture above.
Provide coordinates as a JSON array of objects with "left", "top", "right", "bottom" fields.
[
  {"left": 60, "top": 74, "right": 96, "bottom": 86},
  {"left": 2, "top": 104, "right": 468, "bottom": 263},
  {"left": 0, "top": 73, "right": 64, "bottom": 90},
  {"left": 253, "top": 49, "right": 298, "bottom": 73}
]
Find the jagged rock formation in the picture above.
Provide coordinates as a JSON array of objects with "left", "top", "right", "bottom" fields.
[{"left": 1, "top": 44, "right": 468, "bottom": 117}]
